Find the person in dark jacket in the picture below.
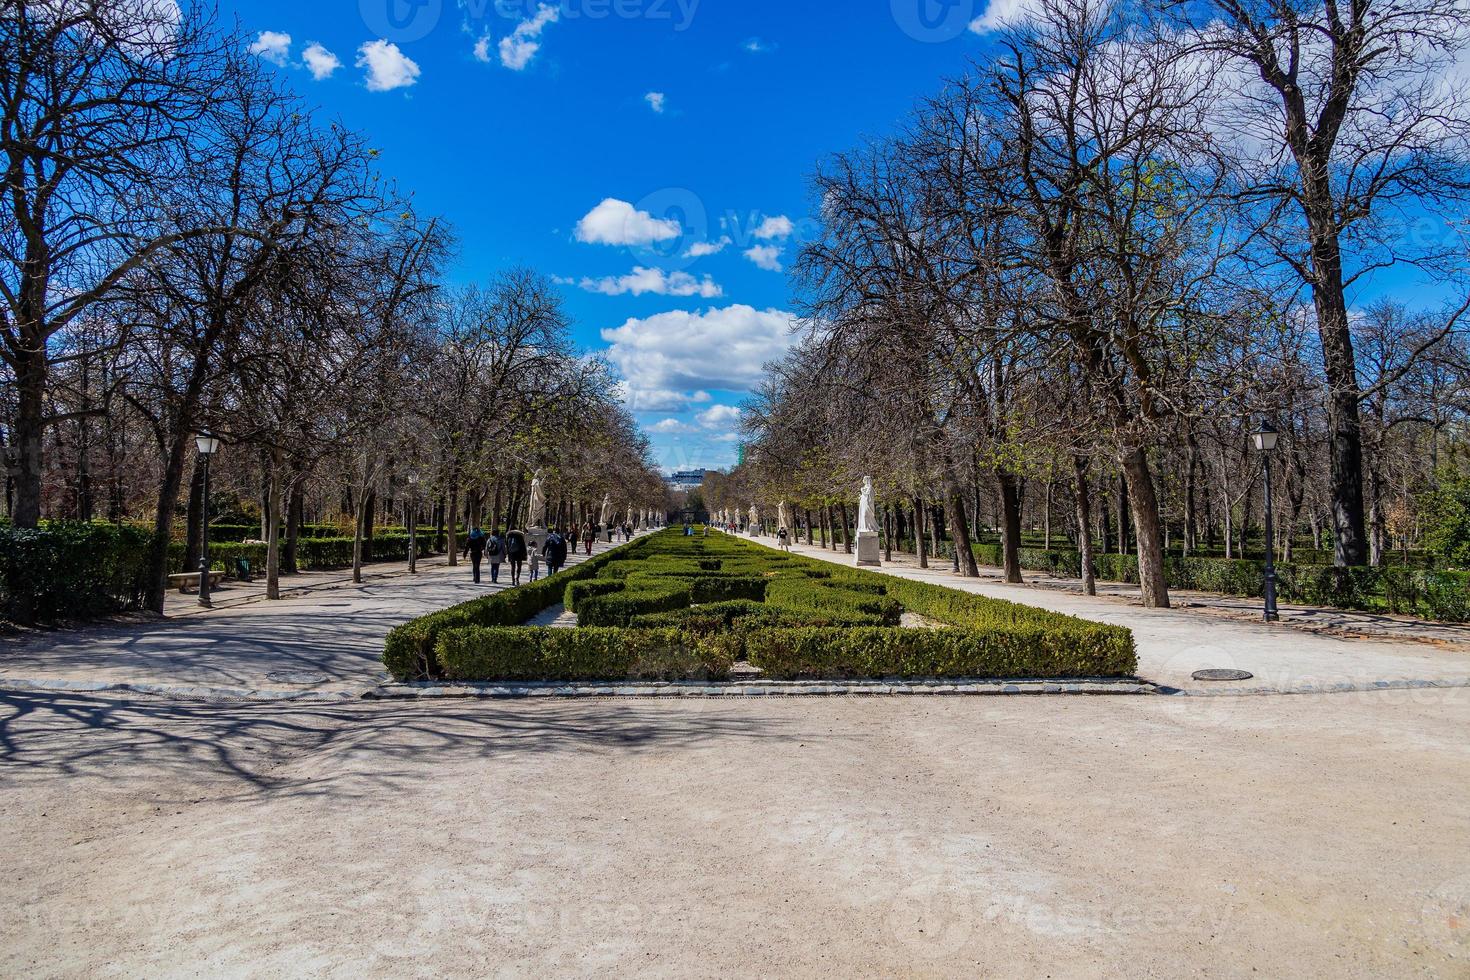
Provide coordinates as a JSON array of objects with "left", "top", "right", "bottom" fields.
[
  {"left": 485, "top": 529, "right": 505, "bottom": 583},
  {"left": 462, "top": 527, "right": 488, "bottom": 584},
  {"left": 542, "top": 528, "right": 568, "bottom": 575},
  {"left": 505, "top": 528, "right": 528, "bottom": 586},
  {"left": 581, "top": 524, "right": 595, "bottom": 555}
]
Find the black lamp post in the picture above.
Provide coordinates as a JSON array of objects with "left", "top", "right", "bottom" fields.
[
  {"left": 1252, "top": 420, "right": 1280, "bottom": 622},
  {"left": 407, "top": 472, "right": 420, "bottom": 575},
  {"left": 194, "top": 433, "right": 222, "bottom": 607}
]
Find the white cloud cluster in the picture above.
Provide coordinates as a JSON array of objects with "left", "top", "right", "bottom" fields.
[
  {"left": 602, "top": 304, "right": 798, "bottom": 404},
  {"left": 752, "top": 215, "right": 793, "bottom": 239},
  {"left": 744, "top": 244, "right": 783, "bottom": 272},
  {"left": 249, "top": 30, "right": 291, "bottom": 66},
  {"left": 248, "top": 31, "right": 341, "bottom": 82},
  {"left": 968, "top": 0, "right": 1046, "bottom": 33},
  {"left": 579, "top": 266, "right": 722, "bottom": 298},
  {"left": 647, "top": 403, "right": 742, "bottom": 437},
  {"left": 302, "top": 42, "right": 341, "bottom": 80},
  {"left": 499, "top": 3, "right": 560, "bottom": 71},
  {"left": 684, "top": 236, "right": 732, "bottom": 258},
  {"left": 357, "top": 40, "right": 420, "bottom": 92},
  {"left": 645, "top": 91, "right": 667, "bottom": 114},
  {"left": 574, "top": 198, "right": 682, "bottom": 246}
]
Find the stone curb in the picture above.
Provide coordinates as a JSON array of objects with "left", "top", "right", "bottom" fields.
[
  {"left": 1155, "top": 677, "right": 1470, "bottom": 697},
  {"left": 366, "top": 678, "right": 1157, "bottom": 699}
]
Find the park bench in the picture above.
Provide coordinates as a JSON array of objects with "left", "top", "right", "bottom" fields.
[{"left": 168, "top": 570, "right": 225, "bottom": 594}]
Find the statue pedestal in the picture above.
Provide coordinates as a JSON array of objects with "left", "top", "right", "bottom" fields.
[{"left": 855, "top": 531, "right": 881, "bottom": 566}]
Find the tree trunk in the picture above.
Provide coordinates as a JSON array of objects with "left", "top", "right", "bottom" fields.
[
  {"left": 946, "top": 472, "right": 979, "bottom": 577},
  {"left": 838, "top": 502, "right": 853, "bottom": 555},
  {"left": 914, "top": 497, "right": 929, "bottom": 569},
  {"left": 1121, "top": 448, "right": 1169, "bottom": 608},
  {"left": 446, "top": 485, "right": 459, "bottom": 566},
  {"left": 883, "top": 506, "right": 893, "bottom": 563},
  {"left": 10, "top": 342, "right": 47, "bottom": 528},
  {"left": 265, "top": 467, "right": 284, "bottom": 600},
  {"left": 184, "top": 455, "right": 205, "bottom": 571},
  {"left": 1073, "top": 457, "right": 1097, "bottom": 596},
  {"left": 284, "top": 478, "right": 304, "bottom": 575},
  {"left": 997, "top": 470, "right": 1023, "bottom": 583}
]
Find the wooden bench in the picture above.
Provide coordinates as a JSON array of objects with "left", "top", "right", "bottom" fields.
[{"left": 168, "top": 571, "right": 225, "bottom": 594}]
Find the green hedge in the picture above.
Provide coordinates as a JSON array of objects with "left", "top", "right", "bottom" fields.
[
  {"left": 165, "top": 533, "right": 434, "bottom": 577},
  {"left": 436, "top": 626, "right": 733, "bottom": 681},
  {"left": 385, "top": 529, "right": 1138, "bottom": 682},
  {"left": 0, "top": 522, "right": 153, "bottom": 625},
  {"left": 973, "top": 543, "right": 1470, "bottom": 622},
  {"left": 383, "top": 535, "right": 651, "bottom": 680},
  {"left": 746, "top": 626, "right": 1137, "bottom": 680}
]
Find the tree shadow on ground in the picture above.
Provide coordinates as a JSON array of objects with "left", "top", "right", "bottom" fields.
[{"left": 0, "top": 691, "right": 797, "bottom": 803}]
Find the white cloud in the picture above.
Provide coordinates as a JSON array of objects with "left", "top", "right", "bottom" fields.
[
  {"left": 500, "top": 3, "right": 560, "bottom": 71},
  {"left": 645, "top": 91, "right": 666, "bottom": 113},
  {"left": 473, "top": 34, "right": 493, "bottom": 63},
  {"left": 968, "top": 0, "right": 1044, "bottom": 33},
  {"left": 579, "top": 266, "right": 722, "bottom": 298},
  {"left": 574, "top": 198, "right": 682, "bottom": 246},
  {"left": 684, "top": 236, "right": 731, "bottom": 258},
  {"left": 743, "top": 37, "right": 774, "bottom": 53},
  {"left": 696, "top": 404, "right": 741, "bottom": 429},
  {"left": 301, "top": 42, "right": 341, "bottom": 80},
  {"left": 650, "top": 417, "right": 695, "bottom": 434},
  {"left": 601, "top": 304, "right": 798, "bottom": 399},
  {"left": 752, "top": 215, "right": 793, "bottom": 239},
  {"left": 357, "top": 40, "right": 420, "bottom": 92},
  {"left": 249, "top": 30, "right": 291, "bottom": 66},
  {"left": 744, "top": 245, "right": 783, "bottom": 272}
]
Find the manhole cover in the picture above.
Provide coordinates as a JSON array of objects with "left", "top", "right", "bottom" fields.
[
  {"left": 265, "top": 671, "right": 332, "bottom": 685},
  {"left": 1191, "top": 668, "right": 1254, "bottom": 682}
]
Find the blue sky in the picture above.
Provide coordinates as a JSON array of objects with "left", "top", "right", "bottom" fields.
[{"left": 224, "top": 0, "right": 998, "bottom": 472}]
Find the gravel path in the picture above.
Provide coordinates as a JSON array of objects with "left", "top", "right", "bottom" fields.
[{"left": 2, "top": 688, "right": 1466, "bottom": 976}]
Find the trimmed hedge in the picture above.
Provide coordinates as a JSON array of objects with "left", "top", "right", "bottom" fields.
[
  {"left": 382, "top": 535, "right": 652, "bottom": 680},
  {"left": 0, "top": 522, "right": 153, "bottom": 625},
  {"left": 746, "top": 626, "right": 1137, "bottom": 680},
  {"left": 973, "top": 543, "right": 1470, "bottom": 622},
  {"left": 165, "top": 533, "right": 434, "bottom": 577},
  {"left": 436, "top": 626, "right": 733, "bottom": 681},
  {"left": 386, "top": 528, "right": 1138, "bottom": 682}
]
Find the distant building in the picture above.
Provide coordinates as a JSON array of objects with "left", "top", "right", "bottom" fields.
[{"left": 666, "top": 469, "right": 709, "bottom": 489}]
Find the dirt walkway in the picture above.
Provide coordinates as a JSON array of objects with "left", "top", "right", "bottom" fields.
[{"left": 2, "top": 689, "right": 1466, "bottom": 977}]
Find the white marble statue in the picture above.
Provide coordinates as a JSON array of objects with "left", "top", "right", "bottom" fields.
[
  {"left": 527, "top": 470, "right": 547, "bottom": 528},
  {"left": 778, "top": 500, "right": 790, "bottom": 532},
  {"left": 857, "top": 476, "right": 880, "bottom": 533},
  {"left": 749, "top": 503, "right": 759, "bottom": 528},
  {"left": 600, "top": 494, "right": 612, "bottom": 526}
]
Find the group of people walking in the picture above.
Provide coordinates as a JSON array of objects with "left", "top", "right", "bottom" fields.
[{"left": 460, "top": 521, "right": 635, "bottom": 586}]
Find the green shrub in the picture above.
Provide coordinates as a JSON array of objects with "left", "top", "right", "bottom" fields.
[
  {"left": 576, "top": 581, "right": 694, "bottom": 627},
  {"left": 382, "top": 534, "right": 653, "bottom": 680},
  {"left": 746, "top": 626, "right": 1136, "bottom": 680},
  {"left": 436, "top": 626, "right": 733, "bottom": 681},
  {"left": 0, "top": 522, "right": 153, "bottom": 625}
]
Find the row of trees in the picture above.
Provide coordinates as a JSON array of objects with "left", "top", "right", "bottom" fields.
[
  {"left": 0, "top": 2, "right": 667, "bottom": 609},
  {"left": 725, "top": 0, "right": 1470, "bottom": 607}
]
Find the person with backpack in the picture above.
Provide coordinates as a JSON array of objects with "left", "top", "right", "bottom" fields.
[
  {"left": 543, "top": 528, "right": 568, "bottom": 576},
  {"left": 581, "top": 523, "right": 595, "bottom": 555},
  {"left": 462, "top": 527, "right": 488, "bottom": 584},
  {"left": 486, "top": 529, "right": 505, "bottom": 584},
  {"left": 505, "top": 528, "right": 528, "bottom": 586}
]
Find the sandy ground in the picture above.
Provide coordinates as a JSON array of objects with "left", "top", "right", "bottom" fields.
[{"left": 3, "top": 689, "right": 1468, "bottom": 978}]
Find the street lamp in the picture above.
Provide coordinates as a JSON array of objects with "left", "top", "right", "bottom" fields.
[
  {"left": 194, "top": 432, "right": 222, "bottom": 607},
  {"left": 407, "top": 472, "right": 420, "bottom": 574},
  {"left": 1252, "top": 420, "right": 1280, "bottom": 622}
]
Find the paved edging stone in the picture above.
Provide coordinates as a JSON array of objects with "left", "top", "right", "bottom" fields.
[{"left": 366, "top": 678, "right": 1156, "bottom": 699}]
